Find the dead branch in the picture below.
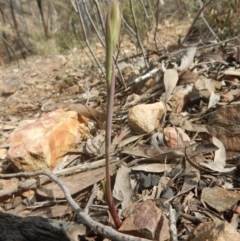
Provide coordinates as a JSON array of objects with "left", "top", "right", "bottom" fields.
[
  {"left": 82, "top": 0, "right": 105, "bottom": 47},
  {"left": 181, "top": 0, "right": 213, "bottom": 46},
  {"left": 139, "top": 0, "right": 166, "bottom": 51},
  {"left": 93, "top": 0, "right": 105, "bottom": 34},
  {"left": 155, "top": 35, "right": 240, "bottom": 65},
  {"left": 197, "top": 0, "right": 220, "bottom": 42},
  {"left": 129, "top": 0, "right": 149, "bottom": 68},
  {"left": 72, "top": 0, "right": 104, "bottom": 75}
]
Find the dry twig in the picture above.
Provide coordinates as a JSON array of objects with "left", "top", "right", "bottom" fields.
[
  {"left": 129, "top": 0, "right": 149, "bottom": 68},
  {"left": 72, "top": 0, "right": 104, "bottom": 75}
]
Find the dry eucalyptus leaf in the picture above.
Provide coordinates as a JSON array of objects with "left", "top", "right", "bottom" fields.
[
  {"left": 181, "top": 172, "right": 200, "bottom": 194},
  {"left": 44, "top": 103, "right": 106, "bottom": 122},
  {"left": 113, "top": 164, "right": 132, "bottom": 210},
  {"left": 37, "top": 164, "right": 117, "bottom": 199},
  {"left": 212, "top": 136, "right": 226, "bottom": 167},
  {"left": 199, "top": 136, "right": 231, "bottom": 173},
  {"left": 131, "top": 163, "right": 173, "bottom": 173},
  {"left": 200, "top": 162, "right": 235, "bottom": 173},
  {"left": 185, "top": 138, "right": 229, "bottom": 173},
  {"left": 27, "top": 205, "right": 69, "bottom": 219},
  {"left": 164, "top": 69, "right": 179, "bottom": 103},
  {"left": 86, "top": 130, "right": 105, "bottom": 155},
  {"left": 178, "top": 47, "right": 196, "bottom": 71},
  {"left": 118, "top": 134, "right": 145, "bottom": 148},
  {"left": 208, "top": 92, "right": 220, "bottom": 109},
  {"left": 151, "top": 132, "right": 166, "bottom": 154}
]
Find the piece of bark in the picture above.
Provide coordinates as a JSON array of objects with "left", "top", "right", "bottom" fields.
[{"left": 0, "top": 212, "right": 74, "bottom": 241}]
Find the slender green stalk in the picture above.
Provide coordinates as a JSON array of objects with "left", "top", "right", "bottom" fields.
[
  {"left": 105, "top": 66, "right": 121, "bottom": 228},
  {"left": 104, "top": 0, "right": 122, "bottom": 228}
]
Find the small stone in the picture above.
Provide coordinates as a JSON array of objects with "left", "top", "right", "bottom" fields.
[
  {"left": 120, "top": 200, "right": 162, "bottom": 239},
  {"left": 190, "top": 218, "right": 240, "bottom": 241},
  {"left": 128, "top": 102, "right": 165, "bottom": 134},
  {"left": 163, "top": 127, "right": 190, "bottom": 148},
  {"left": 201, "top": 186, "right": 240, "bottom": 212}
]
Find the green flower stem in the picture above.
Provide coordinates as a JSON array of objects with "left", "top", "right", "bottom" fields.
[
  {"left": 105, "top": 66, "right": 122, "bottom": 228},
  {"left": 105, "top": 0, "right": 122, "bottom": 228}
]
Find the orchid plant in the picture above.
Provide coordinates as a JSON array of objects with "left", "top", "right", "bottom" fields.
[{"left": 104, "top": 0, "right": 122, "bottom": 228}]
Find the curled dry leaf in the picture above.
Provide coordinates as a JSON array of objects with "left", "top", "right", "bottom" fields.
[
  {"left": 151, "top": 132, "right": 166, "bottom": 154},
  {"left": 124, "top": 93, "right": 141, "bottom": 107},
  {"left": 200, "top": 136, "right": 236, "bottom": 173},
  {"left": 185, "top": 146, "right": 216, "bottom": 173},
  {"left": 178, "top": 47, "right": 196, "bottom": 72},
  {"left": 200, "top": 162, "right": 236, "bottom": 174}
]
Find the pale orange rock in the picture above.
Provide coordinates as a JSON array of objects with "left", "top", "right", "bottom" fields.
[
  {"left": 163, "top": 127, "right": 190, "bottom": 148},
  {"left": 8, "top": 109, "right": 88, "bottom": 172},
  {"left": 128, "top": 102, "right": 165, "bottom": 134}
]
